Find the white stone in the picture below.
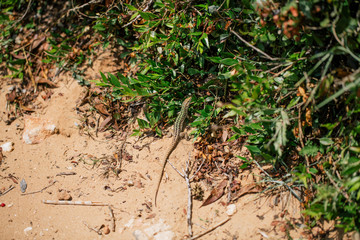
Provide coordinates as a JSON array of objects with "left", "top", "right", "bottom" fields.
[
  {"left": 226, "top": 204, "right": 237, "bottom": 216},
  {"left": 1, "top": 142, "right": 14, "bottom": 152},
  {"left": 154, "top": 231, "right": 175, "bottom": 240},
  {"left": 24, "top": 226, "right": 32, "bottom": 233},
  {"left": 144, "top": 219, "right": 170, "bottom": 237},
  {"left": 133, "top": 230, "right": 149, "bottom": 240},
  {"left": 22, "top": 116, "right": 57, "bottom": 144},
  {"left": 124, "top": 217, "right": 135, "bottom": 228}
]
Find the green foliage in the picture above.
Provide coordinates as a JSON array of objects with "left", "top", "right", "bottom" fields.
[{"left": 2, "top": 0, "right": 360, "bottom": 233}]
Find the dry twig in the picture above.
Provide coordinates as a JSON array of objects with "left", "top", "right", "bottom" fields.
[
  {"left": 122, "top": 0, "right": 154, "bottom": 28},
  {"left": 168, "top": 155, "right": 206, "bottom": 237},
  {"left": 11, "top": 0, "right": 32, "bottom": 27},
  {"left": 0, "top": 185, "right": 15, "bottom": 196},
  {"left": 230, "top": 29, "right": 279, "bottom": 61},
  {"left": 83, "top": 221, "right": 102, "bottom": 235},
  {"left": 108, "top": 205, "right": 116, "bottom": 232},
  {"left": 252, "top": 159, "right": 302, "bottom": 202},
  {"left": 42, "top": 200, "right": 109, "bottom": 206},
  {"left": 56, "top": 172, "right": 76, "bottom": 176},
  {"left": 186, "top": 218, "right": 231, "bottom": 240},
  {"left": 21, "top": 180, "right": 57, "bottom": 196}
]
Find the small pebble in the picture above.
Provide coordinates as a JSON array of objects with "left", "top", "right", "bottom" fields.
[
  {"left": 226, "top": 204, "right": 237, "bottom": 216},
  {"left": 20, "top": 179, "right": 27, "bottom": 193},
  {"left": 102, "top": 225, "right": 110, "bottom": 235},
  {"left": 1, "top": 142, "right": 14, "bottom": 152},
  {"left": 24, "top": 226, "right": 32, "bottom": 233},
  {"left": 57, "top": 190, "right": 72, "bottom": 201}
]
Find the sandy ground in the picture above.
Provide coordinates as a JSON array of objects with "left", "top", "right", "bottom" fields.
[{"left": 0, "top": 50, "right": 305, "bottom": 240}]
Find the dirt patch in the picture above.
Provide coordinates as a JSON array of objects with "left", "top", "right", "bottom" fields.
[{"left": 0, "top": 50, "right": 306, "bottom": 240}]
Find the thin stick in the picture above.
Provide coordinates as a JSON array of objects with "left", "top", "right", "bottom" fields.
[
  {"left": 325, "top": 170, "right": 351, "bottom": 202},
  {"left": 189, "top": 158, "right": 206, "bottom": 181},
  {"left": 184, "top": 168, "right": 193, "bottom": 236},
  {"left": 83, "top": 221, "right": 102, "bottom": 235},
  {"left": 115, "top": 132, "right": 128, "bottom": 175},
  {"left": 0, "top": 185, "right": 15, "bottom": 196},
  {"left": 69, "top": 0, "right": 101, "bottom": 14},
  {"left": 42, "top": 200, "right": 109, "bottom": 206},
  {"left": 272, "top": 63, "right": 294, "bottom": 78},
  {"left": 11, "top": 0, "right": 33, "bottom": 27},
  {"left": 187, "top": 218, "right": 231, "bottom": 240},
  {"left": 56, "top": 172, "right": 76, "bottom": 176},
  {"left": 168, "top": 160, "right": 184, "bottom": 177},
  {"left": 184, "top": 154, "right": 193, "bottom": 237},
  {"left": 252, "top": 159, "right": 302, "bottom": 202},
  {"left": 297, "top": 106, "right": 310, "bottom": 170},
  {"left": 122, "top": 0, "right": 153, "bottom": 28},
  {"left": 168, "top": 154, "right": 207, "bottom": 237},
  {"left": 230, "top": 29, "right": 279, "bottom": 61},
  {"left": 22, "top": 47, "right": 36, "bottom": 92},
  {"left": 108, "top": 205, "right": 116, "bottom": 232},
  {"left": 226, "top": 173, "right": 233, "bottom": 203},
  {"left": 21, "top": 180, "right": 57, "bottom": 196}
]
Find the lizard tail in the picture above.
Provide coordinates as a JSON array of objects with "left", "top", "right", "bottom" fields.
[{"left": 154, "top": 158, "right": 167, "bottom": 206}]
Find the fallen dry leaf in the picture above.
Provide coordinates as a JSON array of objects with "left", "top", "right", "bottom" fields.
[
  {"left": 5, "top": 89, "right": 16, "bottom": 102},
  {"left": 271, "top": 220, "right": 285, "bottom": 227},
  {"left": 221, "top": 129, "right": 229, "bottom": 142},
  {"left": 10, "top": 52, "right": 26, "bottom": 59},
  {"left": 232, "top": 183, "right": 261, "bottom": 201},
  {"left": 146, "top": 213, "right": 156, "bottom": 219},
  {"left": 99, "top": 116, "right": 113, "bottom": 131},
  {"left": 20, "top": 103, "right": 35, "bottom": 112},
  {"left": 8, "top": 174, "right": 18, "bottom": 184},
  {"left": 41, "top": 90, "right": 53, "bottom": 101},
  {"left": 37, "top": 78, "right": 58, "bottom": 88},
  {"left": 95, "top": 103, "right": 110, "bottom": 116},
  {"left": 297, "top": 86, "right": 308, "bottom": 102},
  {"left": 200, "top": 179, "right": 227, "bottom": 207},
  {"left": 31, "top": 35, "right": 46, "bottom": 51}
]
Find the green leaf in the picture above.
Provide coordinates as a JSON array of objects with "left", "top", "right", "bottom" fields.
[
  {"left": 108, "top": 73, "right": 121, "bottom": 87},
  {"left": 189, "top": 32, "right": 203, "bottom": 36},
  {"left": 207, "top": 56, "right": 222, "bottom": 63},
  {"left": 245, "top": 145, "right": 261, "bottom": 155},
  {"left": 124, "top": 3, "right": 138, "bottom": 11},
  {"left": 317, "top": 76, "right": 360, "bottom": 109},
  {"left": 155, "top": 126, "right": 162, "bottom": 137},
  {"left": 343, "top": 158, "right": 360, "bottom": 176},
  {"left": 299, "top": 144, "right": 320, "bottom": 157},
  {"left": 139, "top": 11, "right": 157, "bottom": 20},
  {"left": 202, "top": 33, "right": 209, "bottom": 48},
  {"left": 100, "top": 71, "right": 108, "bottom": 83},
  {"left": 93, "top": 24, "right": 105, "bottom": 31},
  {"left": 220, "top": 58, "right": 238, "bottom": 66},
  {"left": 137, "top": 118, "right": 150, "bottom": 129},
  {"left": 188, "top": 68, "right": 199, "bottom": 75},
  {"left": 129, "top": 12, "right": 139, "bottom": 21},
  {"left": 319, "top": 138, "right": 334, "bottom": 146},
  {"left": 131, "top": 129, "right": 142, "bottom": 137},
  {"left": 286, "top": 96, "right": 300, "bottom": 109}
]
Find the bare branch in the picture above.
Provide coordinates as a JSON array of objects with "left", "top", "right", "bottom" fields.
[{"left": 230, "top": 29, "right": 279, "bottom": 61}]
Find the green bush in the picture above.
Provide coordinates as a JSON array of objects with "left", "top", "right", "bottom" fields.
[{"left": 1, "top": 0, "right": 359, "bottom": 233}]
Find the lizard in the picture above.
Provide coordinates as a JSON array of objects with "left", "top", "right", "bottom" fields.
[{"left": 154, "top": 96, "right": 192, "bottom": 206}]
